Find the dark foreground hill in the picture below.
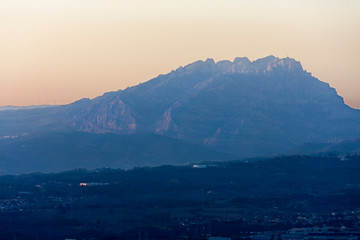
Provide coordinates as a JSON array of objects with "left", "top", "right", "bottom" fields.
[
  {"left": 0, "top": 132, "right": 230, "bottom": 174},
  {"left": 0, "top": 155, "right": 359, "bottom": 239}
]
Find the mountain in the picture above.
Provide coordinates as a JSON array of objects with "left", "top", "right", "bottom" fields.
[
  {"left": 64, "top": 56, "right": 360, "bottom": 156},
  {"left": 1, "top": 56, "right": 359, "bottom": 159},
  {"left": 0, "top": 132, "right": 231, "bottom": 174}
]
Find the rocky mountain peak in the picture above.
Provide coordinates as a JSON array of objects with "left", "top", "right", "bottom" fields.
[
  {"left": 178, "top": 56, "right": 305, "bottom": 76},
  {"left": 252, "top": 56, "right": 304, "bottom": 73}
]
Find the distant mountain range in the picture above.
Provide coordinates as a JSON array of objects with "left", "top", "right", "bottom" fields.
[
  {"left": 0, "top": 105, "right": 55, "bottom": 111},
  {"left": 0, "top": 56, "right": 359, "bottom": 173}
]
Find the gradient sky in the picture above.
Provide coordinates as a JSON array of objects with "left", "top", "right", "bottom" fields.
[{"left": 1, "top": 0, "right": 359, "bottom": 108}]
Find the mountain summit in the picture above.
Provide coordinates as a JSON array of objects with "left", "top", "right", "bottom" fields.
[
  {"left": 179, "top": 56, "right": 304, "bottom": 75},
  {"left": 1, "top": 56, "right": 360, "bottom": 159}
]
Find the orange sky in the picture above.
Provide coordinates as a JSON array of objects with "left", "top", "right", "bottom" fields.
[{"left": 1, "top": 0, "right": 359, "bottom": 108}]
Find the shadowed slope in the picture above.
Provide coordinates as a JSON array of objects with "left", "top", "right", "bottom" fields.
[{"left": 0, "top": 132, "right": 231, "bottom": 174}]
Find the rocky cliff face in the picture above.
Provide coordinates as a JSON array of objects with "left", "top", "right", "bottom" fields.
[{"left": 66, "top": 95, "right": 137, "bottom": 133}]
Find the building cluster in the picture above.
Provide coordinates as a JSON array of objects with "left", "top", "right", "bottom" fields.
[{"left": 0, "top": 197, "right": 32, "bottom": 212}]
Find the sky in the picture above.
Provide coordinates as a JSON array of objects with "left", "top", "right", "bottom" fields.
[{"left": 0, "top": 0, "right": 359, "bottom": 108}]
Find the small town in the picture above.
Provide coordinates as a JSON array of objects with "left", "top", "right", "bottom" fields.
[{"left": 0, "top": 156, "right": 358, "bottom": 240}]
